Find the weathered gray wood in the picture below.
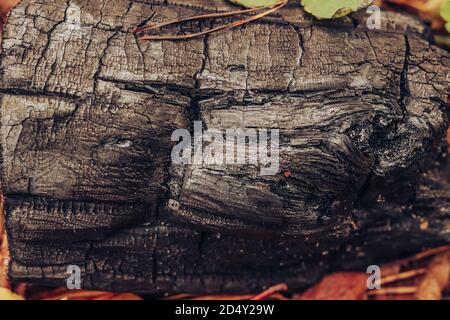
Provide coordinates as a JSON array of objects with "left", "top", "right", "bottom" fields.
[{"left": 1, "top": 0, "right": 449, "bottom": 294}]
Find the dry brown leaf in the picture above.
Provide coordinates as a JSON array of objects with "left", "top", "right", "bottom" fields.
[
  {"left": 13, "top": 283, "right": 27, "bottom": 298},
  {"left": 0, "top": 0, "right": 19, "bottom": 30},
  {"left": 416, "top": 251, "right": 450, "bottom": 300},
  {"left": 39, "top": 290, "right": 129, "bottom": 300},
  {"left": 296, "top": 272, "right": 368, "bottom": 300},
  {"left": 191, "top": 295, "right": 255, "bottom": 300},
  {"left": 447, "top": 126, "right": 450, "bottom": 151},
  {"left": 0, "top": 231, "right": 10, "bottom": 289},
  {"left": 385, "top": 0, "right": 446, "bottom": 29},
  {"left": 109, "top": 293, "right": 143, "bottom": 300},
  {"left": 0, "top": 287, "right": 25, "bottom": 300},
  {"left": 0, "top": 193, "right": 4, "bottom": 244}
]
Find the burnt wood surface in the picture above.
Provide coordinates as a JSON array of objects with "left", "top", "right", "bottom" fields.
[{"left": 0, "top": 0, "right": 449, "bottom": 294}]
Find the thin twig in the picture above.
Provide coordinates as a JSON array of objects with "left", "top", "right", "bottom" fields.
[
  {"left": 163, "top": 293, "right": 196, "bottom": 300},
  {"left": 138, "top": 0, "right": 287, "bottom": 41},
  {"left": 134, "top": 6, "right": 270, "bottom": 33},
  {"left": 410, "top": 245, "right": 450, "bottom": 262},
  {"left": 252, "top": 283, "right": 288, "bottom": 300},
  {"left": 367, "top": 287, "right": 417, "bottom": 296},
  {"left": 380, "top": 268, "right": 427, "bottom": 285}
]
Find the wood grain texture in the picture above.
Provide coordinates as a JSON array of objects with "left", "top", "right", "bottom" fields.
[{"left": 0, "top": 0, "right": 449, "bottom": 293}]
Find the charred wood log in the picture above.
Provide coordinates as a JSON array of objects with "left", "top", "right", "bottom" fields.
[{"left": 0, "top": 0, "right": 449, "bottom": 293}]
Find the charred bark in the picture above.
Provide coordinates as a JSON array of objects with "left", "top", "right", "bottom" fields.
[{"left": 0, "top": 0, "right": 449, "bottom": 294}]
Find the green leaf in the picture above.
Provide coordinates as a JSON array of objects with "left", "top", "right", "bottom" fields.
[
  {"left": 228, "top": 0, "right": 280, "bottom": 8},
  {"left": 301, "top": 0, "right": 373, "bottom": 19},
  {"left": 440, "top": 0, "right": 450, "bottom": 33},
  {"left": 434, "top": 34, "right": 450, "bottom": 49}
]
